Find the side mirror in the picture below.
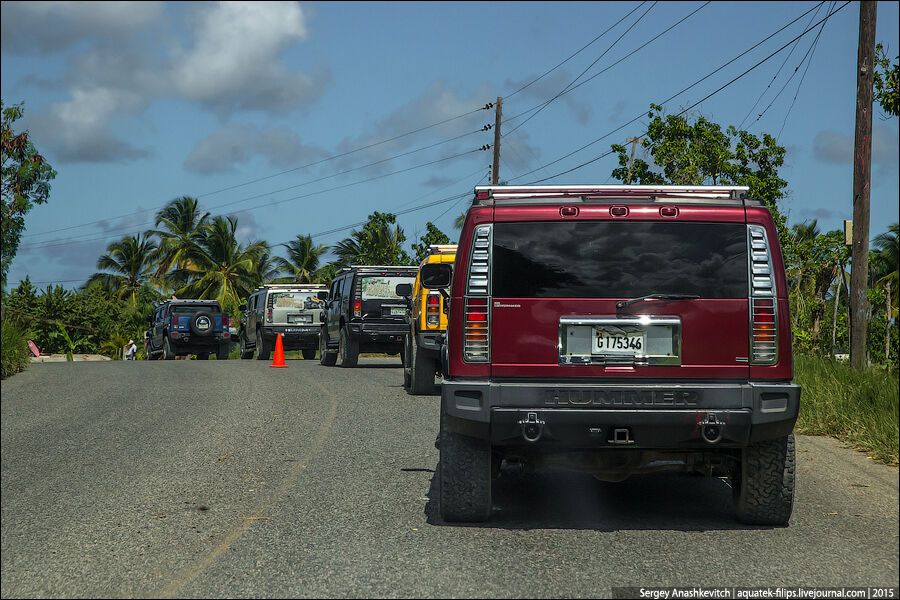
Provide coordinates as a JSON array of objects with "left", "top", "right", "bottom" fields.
[
  {"left": 395, "top": 283, "right": 413, "bottom": 298},
  {"left": 421, "top": 263, "right": 451, "bottom": 289},
  {"left": 317, "top": 291, "right": 329, "bottom": 302},
  {"left": 239, "top": 304, "right": 247, "bottom": 312}
]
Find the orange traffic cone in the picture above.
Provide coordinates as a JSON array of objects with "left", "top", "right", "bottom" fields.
[{"left": 270, "top": 333, "right": 287, "bottom": 368}]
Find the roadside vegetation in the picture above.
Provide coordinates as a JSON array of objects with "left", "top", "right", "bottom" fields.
[
  {"left": 795, "top": 355, "right": 899, "bottom": 464},
  {"left": 1, "top": 318, "right": 30, "bottom": 379}
]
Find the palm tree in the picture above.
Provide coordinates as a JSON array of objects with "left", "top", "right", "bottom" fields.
[
  {"left": 334, "top": 216, "right": 410, "bottom": 266},
  {"left": 453, "top": 212, "right": 466, "bottom": 230},
  {"left": 86, "top": 234, "right": 158, "bottom": 304},
  {"left": 149, "top": 196, "right": 210, "bottom": 282},
  {"left": 275, "top": 234, "right": 327, "bottom": 283},
  {"left": 871, "top": 223, "right": 899, "bottom": 361},
  {"left": 175, "top": 216, "right": 266, "bottom": 312},
  {"left": 251, "top": 247, "right": 283, "bottom": 287}
]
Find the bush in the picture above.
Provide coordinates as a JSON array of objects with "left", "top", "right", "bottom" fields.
[
  {"left": 1, "top": 318, "right": 30, "bottom": 379},
  {"left": 795, "top": 354, "right": 899, "bottom": 464}
]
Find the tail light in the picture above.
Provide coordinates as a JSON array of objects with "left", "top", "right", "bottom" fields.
[
  {"left": 222, "top": 315, "right": 230, "bottom": 328},
  {"left": 748, "top": 225, "right": 778, "bottom": 364},
  {"left": 171, "top": 314, "right": 179, "bottom": 328},
  {"left": 267, "top": 308, "right": 273, "bottom": 323},
  {"left": 464, "top": 298, "right": 490, "bottom": 362},
  {"left": 353, "top": 298, "right": 362, "bottom": 318},
  {"left": 426, "top": 292, "right": 441, "bottom": 328},
  {"left": 464, "top": 225, "right": 492, "bottom": 362}
]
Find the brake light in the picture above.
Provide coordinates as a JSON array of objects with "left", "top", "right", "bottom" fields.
[
  {"left": 267, "top": 308, "right": 273, "bottom": 323},
  {"left": 222, "top": 315, "right": 229, "bottom": 328},
  {"left": 748, "top": 225, "right": 778, "bottom": 365},
  {"left": 353, "top": 298, "right": 362, "bottom": 318},
  {"left": 464, "top": 298, "right": 489, "bottom": 362},
  {"left": 426, "top": 292, "right": 441, "bottom": 328},
  {"left": 171, "top": 314, "right": 179, "bottom": 328}
]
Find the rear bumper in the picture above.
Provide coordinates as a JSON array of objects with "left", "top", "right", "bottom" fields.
[
  {"left": 441, "top": 380, "right": 799, "bottom": 448},
  {"left": 262, "top": 326, "right": 319, "bottom": 349},
  {"left": 350, "top": 322, "right": 406, "bottom": 346},
  {"left": 169, "top": 331, "right": 229, "bottom": 347}
]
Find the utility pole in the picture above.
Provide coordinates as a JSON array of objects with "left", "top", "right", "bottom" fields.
[
  {"left": 491, "top": 97, "right": 502, "bottom": 185},
  {"left": 850, "top": 0, "right": 876, "bottom": 370},
  {"left": 625, "top": 137, "right": 641, "bottom": 184}
]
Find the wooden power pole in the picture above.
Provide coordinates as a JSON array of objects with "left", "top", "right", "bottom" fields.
[
  {"left": 625, "top": 137, "right": 641, "bottom": 184},
  {"left": 491, "top": 97, "right": 502, "bottom": 185},
  {"left": 850, "top": 0, "right": 877, "bottom": 370}
]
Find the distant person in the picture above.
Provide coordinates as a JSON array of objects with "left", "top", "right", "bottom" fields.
[{"left": 125, "top": 339, "right": 137, "bottom": 361}]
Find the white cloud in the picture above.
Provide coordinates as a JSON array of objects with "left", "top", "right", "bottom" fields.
[
  {"left": 813, "top": 126, "right": 899, "bottom": 178},
  {"left": 184, "top": 123, "right": 326, "bottom": 174},
  {"left": 0, "top": 1, "right": 164, "bottom": 54}
]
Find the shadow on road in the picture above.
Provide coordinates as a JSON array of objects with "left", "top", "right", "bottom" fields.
[{"left": 423, "top": 464, "right": 761, "bottom": 532}]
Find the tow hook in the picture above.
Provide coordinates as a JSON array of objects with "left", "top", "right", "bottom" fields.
[
  {"left": 701, "top": 413, "right": 724, "bottom": 444},
  {"left": 518, "top": 412, "right": 545, "bottom": 443}
]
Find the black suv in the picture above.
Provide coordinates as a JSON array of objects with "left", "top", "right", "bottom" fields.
[
  {"left": 145, "top": 299, "right": 231, "bottom": 360},
  {"left": 319, "top": 265, "right": 417, "bottom": 367}
]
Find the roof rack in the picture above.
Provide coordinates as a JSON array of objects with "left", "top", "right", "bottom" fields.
[
  {"left": 429, "top": 244, "right": 458, "bottom": 254},
  {"left": 255, "top": 283, "right": 327, "bottom": 290},
  {"left": 473, "top": 185, "right": 756, "bottom": 206},
  {"left": 341, "top": 265, "right": 419, "bottom": 271}
]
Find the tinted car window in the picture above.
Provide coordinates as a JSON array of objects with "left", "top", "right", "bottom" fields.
[
  {"left": 492, "top": 221, "right": 748, "bottom": 298},
  {"left": 170, "top": 305, "right": 221, "bottom": 315}
]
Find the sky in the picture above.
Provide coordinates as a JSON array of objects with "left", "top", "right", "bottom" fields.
[{"left": 1, "top": 0, "right": 898, "bottom": 289}]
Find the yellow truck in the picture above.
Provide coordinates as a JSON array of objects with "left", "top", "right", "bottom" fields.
[{"left": 403, "top": 244, "right": 456, "bottom": 395}]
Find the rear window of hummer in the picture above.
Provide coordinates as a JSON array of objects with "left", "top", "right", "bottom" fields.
[
  {"left": 491, "top": 221, "right": 748, "bottom": 298},
  {"left": 170, "top": 304, "right": 220, "bottom": 315}
]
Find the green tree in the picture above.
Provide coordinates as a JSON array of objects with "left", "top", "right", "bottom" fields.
[
  {"left": 873, "top": 43, "right": 899, "bottom": 117},
  {"left": 453, "top": 212, "right": 466, "bottom": 230},
  {"left": 251, "top": 248, "right": 283, "bottom": 287},
  {"left": 610, "top": 104, "right": 788, "bottom": 235},
  {"left": 275, "top": 234, "right": 327, "bottom": 283},
  {"left": 86, "top": 234, "right": 158, "bottom": 304},
  {"left": 149, "top": 196, "right": 210, "bottom": 285},
  {"left": 1, "top": 101, "right": 57, "bottom": 289},
  {"left": 175, "top": 216, "right": 266, "bottom": 315},
  {"left": 871, "top": 223, "right": 899, "bottom": 362},
  {"left": 333, "top": 212, "right": 412, "bottom": 266},
  {"left": 411, "top": 222, "right": 451, "bottom": 263}
]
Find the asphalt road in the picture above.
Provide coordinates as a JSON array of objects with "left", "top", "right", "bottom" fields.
[{"left": 2, "top": 359, "right": 898, "bottom": 598}]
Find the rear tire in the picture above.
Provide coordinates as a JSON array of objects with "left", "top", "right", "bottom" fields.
[
  {"left": 732, "top": 434, "right": 795, "bottom": 526},
  {"left": 409, "top": 335, "right": 436, "bottom": 395},
  {"left": 239, "top": 333, "right": 253, "bottom": 359},
  {"left": 338, "top": 326, "right": 359, "bottom": 368},
  {"left": 402, "top": 335, "right": 412, "bottom": 390},
  {"left": 197, "top": 353, "right": 210, "bottom": 360},
  {"left": 319, "top": 328, "right": 337, "bottom": 367},
  {"left": 162, "top": 337, "right": 175, "bottom": 360},
  {"left": 302, "top": 348, "right": 317, "bottom": 360},
  {"left": 217, "top": 344, "right": 230, "bottom": 360},
  {"left": 439, "top": 412, "right": 492, "bottom": 522},
  {"left": 256, "top": 330, "right": 271, "bottom": 361}
]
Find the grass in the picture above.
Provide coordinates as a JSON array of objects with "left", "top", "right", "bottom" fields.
[
  {"left": 794, "top": 354, "right": 899, "bottom": 465},
  {"left": 1, "top": 319, "right": 31, "bottom": 380}
]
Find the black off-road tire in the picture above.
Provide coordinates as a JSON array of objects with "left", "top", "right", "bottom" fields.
[
  {"left": 239, "top": 333, "right": 254, "bottom": 359},
  {"left": 338, "top": 326, "right": 359, "bottom": 368},
  {"left": 216, "top": 344, "right": 230, "bottom": 360},
  {"left": 409, "top": 335, "right": 436, "bottom": 395},
  {"left": 439, "top": 412, "right": 492, "bottom": 522},
  {"left": 402, "top": 335, "right": 412, "bottom": 390},
  {"left": 256, "top": 330, "right": 271, "bottom": 361},
  {"left": 197, "top": 353, "right": 210, "bottom": 360},
  {"left": 301, "top": 349, "right": 317, "bottom": 360},
  {"left": 162, "top": 337, "right": 175, "bottom": 360},
  {"left": 319, "top": 329, "right": 337, "bottom": 366},
  {"left": 732, "top": 433, "right": 795, "bottom": 526}
]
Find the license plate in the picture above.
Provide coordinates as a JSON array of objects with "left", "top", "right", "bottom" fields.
[
  {"left": 593, "top": 329, "right": 645, "bottom": 354},
  {"left": 390, "top": 307, "right": 406, "bottom": 316},
  {"left": 288, "top": 314, "right": 312, "bottom": 324}
]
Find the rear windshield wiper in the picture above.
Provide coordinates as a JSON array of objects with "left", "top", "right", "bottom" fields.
[{"left": 616, "top": 293, "right": 700, "bottom": 310}]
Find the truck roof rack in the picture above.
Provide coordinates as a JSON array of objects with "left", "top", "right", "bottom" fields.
[
  {"left": 428, "top": 244, "right": 458, "bottom": 254},
  {"left": 255, "top": 283, "right": 327, "bottom": 290},
  {"left": 473, "top": 185, "right": 759, "bottom": 206},
  {"left": 340, "top": 265, "right": 419, "bottom": 272}
]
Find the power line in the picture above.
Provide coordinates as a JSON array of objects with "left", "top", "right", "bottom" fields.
[
  {"left": 507, "top": 0, "right": 834, "bottom": 184},
  {"left": 22, "top": 146, "right": 491, "bottom": 252},
  {"left": 736, "top": 2, "right": 825, "bottom": 130},
  {"left": 504, "top": 1, "right": 648, "bottom": 100},
  {"left": 777, "top": 2, "right": 835, "bottom": 140},
  {"left": 521, "top": 1, "right": 850, "bottom": 185},
  {"left": 502, "top": 0, "right": 714, "bottom": 126},
  {"left": 747, "top": 1, "right": 835, "bottom": 132},
  {"left": 503, "top": 1, "right": 658, "bottom": 137},
  {"left": 22, "top": 105, "right": 494, "bottom": 240}
]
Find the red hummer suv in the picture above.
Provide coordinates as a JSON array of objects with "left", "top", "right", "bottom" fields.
[{"left": 423, "top": 185, "right": 798, "bottom": 526}]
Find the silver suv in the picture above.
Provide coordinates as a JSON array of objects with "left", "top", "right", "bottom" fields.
[{"left": 239, "top": 284, "right": 328, "bottom": 360}]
